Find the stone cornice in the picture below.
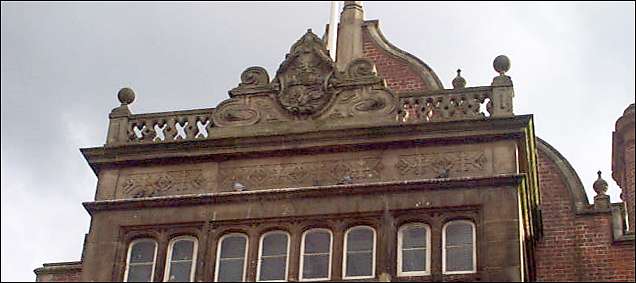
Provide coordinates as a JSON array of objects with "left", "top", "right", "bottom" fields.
[
  {"left": 34, "top": 261, "right": 82, "bottom": 275},
  {"left": 81, "top": 115, "right": 533, "bottom": 175},
  {"left": 83, "top": 174, "right": 526, "bottom": 215}
]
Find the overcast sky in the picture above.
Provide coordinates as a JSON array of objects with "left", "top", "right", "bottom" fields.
[{"left": 1, "top": 2, "right": 634, "bottom": 281}]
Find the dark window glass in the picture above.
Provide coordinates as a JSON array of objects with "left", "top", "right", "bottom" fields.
[
  {"left": 400, "top": 225, "right": 428, "bottom": 273},
  {"left": 217, "top": 235, "right": 247, "bottom": 282},
  {"left": 258, "top": 232, "right": 288, "bottom": 281},
  {"left": 125, "top": 240, "right": 156, "bottom": 282},
  {"left": 445, "top": 222, "right": 474, "bottom": 273},
  {"left": 166, "top": 238, "right": 197, "bottom": 282},
  {"left": 301, "top": 230, "right": 331, "bottom": 279},
  {"left": 345, "top": 227, "right": 374, "bottom": 278}
]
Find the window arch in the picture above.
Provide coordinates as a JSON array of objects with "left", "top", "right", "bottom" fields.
[
  {"left": 215, "top": 233, "right": 249, "bottom": 282},
  {"left": 124, "top": 238, "right": 158, "bottom": 282},
  {"left": 164, "top": 236, "right": 198, "bottom": 282},
  {"left": 397, "top": 223, "right": 431, "bottom": 276},
  {"left": 442, "top": 220, "right": 476, "bottom": 274},
  {"left": 299, "top": 228, "right": 332, "bottom": 281},
  {"left": 342, "top": 225, "right": 376, "bottom": 280},
  {"left": 257, "top": 230, "right": 290, "bottom": 282}
]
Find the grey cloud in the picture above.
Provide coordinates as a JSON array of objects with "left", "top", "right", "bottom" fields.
[{"left": 1, "top": 2, "right": 634, "bottom": 281}]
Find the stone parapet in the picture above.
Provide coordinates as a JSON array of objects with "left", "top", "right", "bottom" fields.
[{"left": 34, "top": 261, "right": 82, "bottom": 282}]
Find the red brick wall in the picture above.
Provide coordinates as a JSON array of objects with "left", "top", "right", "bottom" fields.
[
  {"left": 535, "top": 152, "right": 580, "bottom": 281},
  {"left": 575, "top": 215, "right": 635, "bottom": 281},
  {"left": 361, "top": 29, "right": 428, "bottom": 93},
  {"left": 535, "top": 151, "right": 635, "bottom": 282}
]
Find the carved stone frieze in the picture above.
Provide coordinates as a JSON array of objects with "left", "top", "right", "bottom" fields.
[
  {"left": 219, "top": 157, "right": 383, "bottom": 191},
  {"left": 117, "top": 170, "right": 206, "bottom": 198},
  {"left": 395, "top": 150, "right": 489, "bottom": 178}
]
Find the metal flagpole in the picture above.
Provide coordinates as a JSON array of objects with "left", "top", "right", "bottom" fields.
[{"left": 327, "top": 1, "right": 339, "bottom": 61}]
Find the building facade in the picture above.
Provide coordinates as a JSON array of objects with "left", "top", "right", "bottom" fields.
[{"left": 35, "top": 2, "right": 634, "bottom": 282}]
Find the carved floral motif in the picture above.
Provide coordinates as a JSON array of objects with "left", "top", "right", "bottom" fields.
[
  {"left": 219, "top": 158, "right": 383, "bottom": 190},
  {"left": 396, "top": 151, "right": 489, "bottom": 178},
  {"left": 117, "top": 170, "right": 206, "bottom": 198}
]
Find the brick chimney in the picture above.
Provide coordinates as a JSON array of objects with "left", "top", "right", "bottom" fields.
[{"left": 612, "top": 103, "right": 635, "bottom": 232}]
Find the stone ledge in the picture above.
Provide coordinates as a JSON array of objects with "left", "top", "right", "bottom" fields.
[
  {"left": 34, "top": 261, "right": 82, "bottom": 275},
  {"left": 83, "top": 174, "right": 526, "bottom": 214},
  {"left": 613, "top": 232, "right": 635, "bottom": 245},
  {"left": 82, "top": 115, "right": 533, "bottom": 175}
]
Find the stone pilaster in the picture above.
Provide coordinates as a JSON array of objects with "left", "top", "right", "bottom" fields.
[
  {"left": 106, "top": 88, "right": 134, "bottom": 145},
  {"left": 335, "top": 1, "right": 364, "bottom": 71}
]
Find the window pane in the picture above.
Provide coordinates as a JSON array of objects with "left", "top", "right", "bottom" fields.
[
  {"left": 446, "top": 223, "right": 472, "bottom": 246},
  {"left": 445, "top": 222, "right": 474, "bottom": 273},
  {"left": 346, "top": 228, "right": 373, "bottom": 252},
  {"left": 346, "top": 252, "right": 373, "bottom": 277},
  {"left": 167, "top": 261, "right": 192, "bottom": 282},
  {"left": 220, "top": 236, "right": 246, "bottom": 259},
  {"left": 304, "top": 231, "right": 331, "bottom": 254},
  {"left": 259, "top": 257, "right": 286, "bottom": 281},
  {"left": 402, "top": 227, "right": 427, "bottom": 249},
  {"left": 172, "top": 240, "right": 194, "bottom": 261},
  {"left": 302, "top": 254, "right": 329, "bottom": 279},
  {"left": 218, "top": 259, "right": 244, "bottom": 282},
  {"left": 446, "top": 246, "right": 473, "bottom": 272},
  {"left": 130, "top": 241, "right": 156, "bottom": 263},
  {"left": 402, "top": 249, "right": 426, "bottom": 272},
  {"left": 262, "top": 233, "right": 288, "bottom": 256},
  {"left": 127, "top": 264, "right": 153, "bottom": 282}
]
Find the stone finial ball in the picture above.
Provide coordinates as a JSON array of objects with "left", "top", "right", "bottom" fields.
[
  {"left": 493, "top": 55, "right": 511, "bottom": 75},
  {"left": 117, "top": 87, "right": 135, "bottom": 105}
]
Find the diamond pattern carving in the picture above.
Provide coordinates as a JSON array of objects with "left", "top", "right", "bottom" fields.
[
  {"left": 219, "top": 158, "right": 383, "bottom": 191},
  {"left": 118, "top": 170, "right": 206, "bottom": 198}
]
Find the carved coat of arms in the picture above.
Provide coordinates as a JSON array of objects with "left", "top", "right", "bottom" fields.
[{"left": 273, "top": 30, "right": 335, "bottom": 116}]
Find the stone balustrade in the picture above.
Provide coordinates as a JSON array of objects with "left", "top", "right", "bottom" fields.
[
  {"left": 397, "top": 86, "right": 493, "bottom": 123},
  {"left": 106, "top": 55, "right": 515, "bottom": 146},
  {"left": 125, "top": 109, "right": 215, "bottom": 144},
  {"left": 107, "top": 83, "right": 513, "bottom": 146}
]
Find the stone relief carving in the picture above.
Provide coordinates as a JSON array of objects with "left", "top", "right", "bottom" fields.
[
  {"left": 228, "top": 67, "right": 272, "bottom": 98},
  {"left": 212, "top": 97, "right": 260, "bottom": 127},
  {"left": 396, "top": 151, "right": 489, "bottom": 178},
  {"left": 117, "top": 170, "right": 206, "bottom": 198},
  {"left": 272, "top": 30, "right": 336, "bottom": 117},
  {"left": 212, "top": 30, "right": 398, "bottom": 128},
  {"left": 219, "top": 158, "right": 383, "bottom": 191},
  {"left": 112, "top": 149, "right": 493, "bottom": 198},
  {"left": 239, "top": 66, "right": 270, "bottom": 88},
  {"left": 321, "top": 58, "right": 397, "bottom": 119},
  {"left": 125, "top": 30, "right": 400, "bottom": 143}
]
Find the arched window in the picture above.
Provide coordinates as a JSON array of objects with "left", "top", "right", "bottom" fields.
[
  {"left": 343, "top": 226, "right": 376, "bottom": 279},
  {"left": 299, "top": 229, "right": 332, "bottom": 281},
  {"left": 124, "top": 238, "right": 158, "bottom": 282},
  {"left": 443, "top": 220, "right": 476, "bottom": 274},
  {"left": 397, "top": 223, "right": 431, "bottom": 276},
  {"left": 257, "top": 231, "right": 290, "bottom": 282},
  {"left": 164, "top": 236, "right": 198, "bottom": 282},
  {"left": 215, "top": 233, "right": 249, "bottom": 282}
]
